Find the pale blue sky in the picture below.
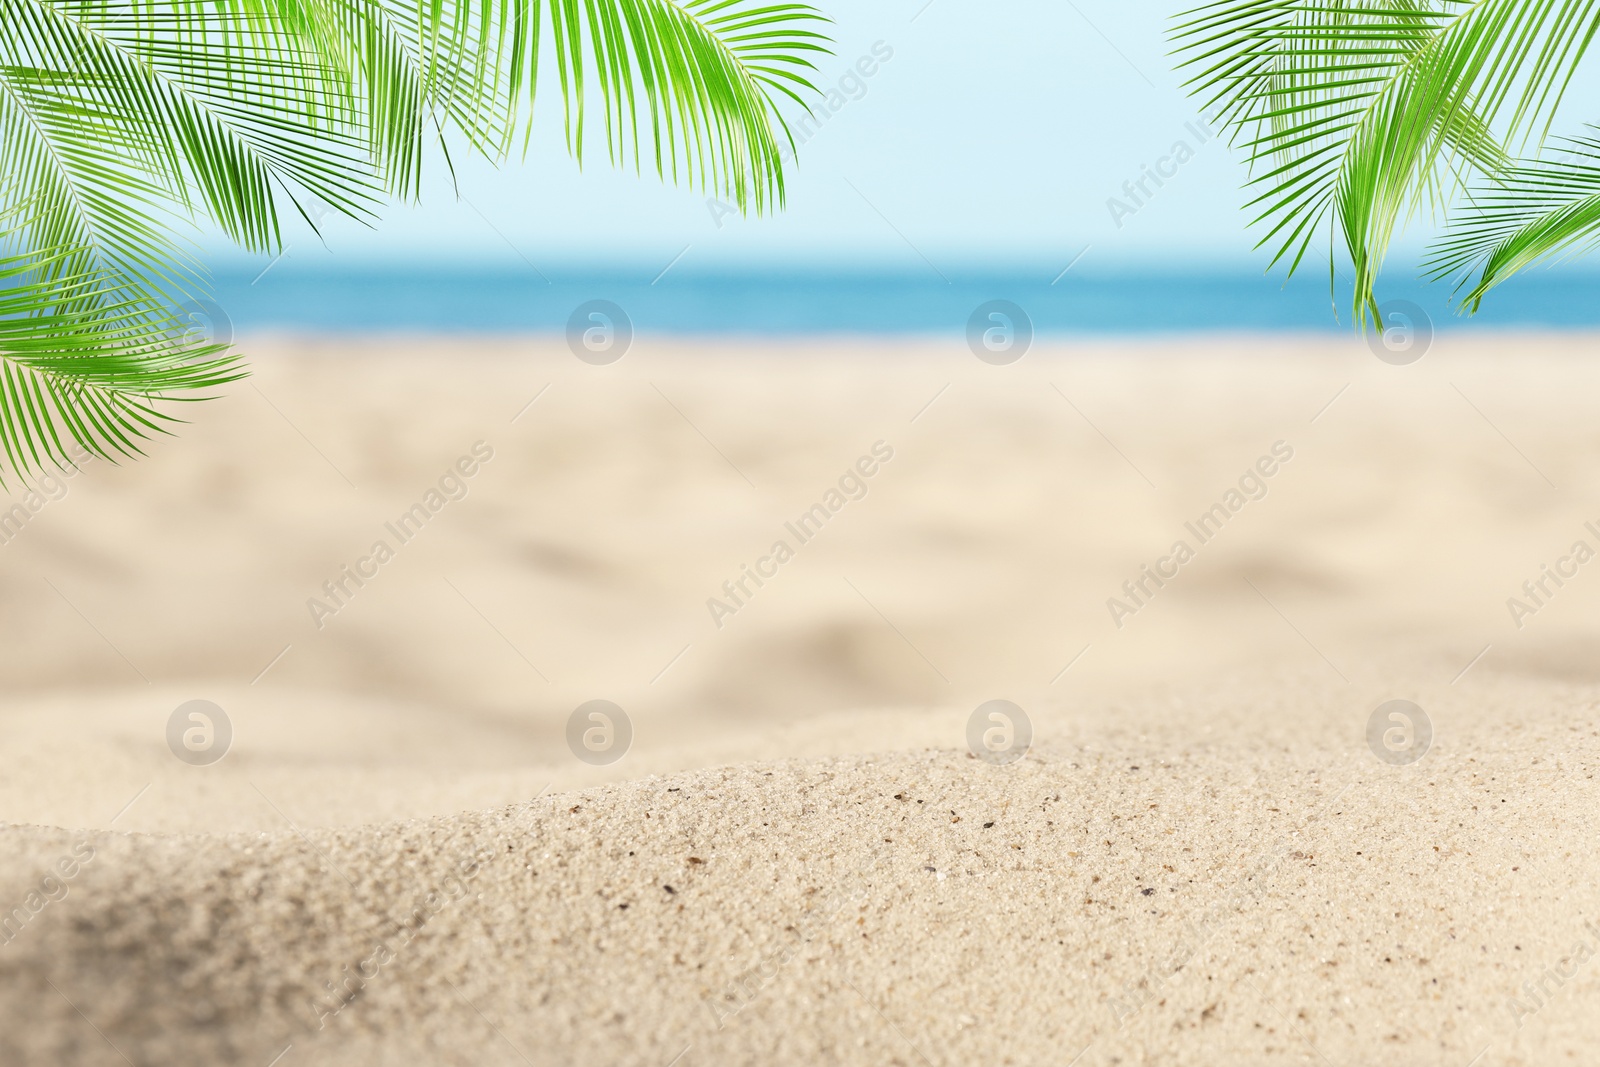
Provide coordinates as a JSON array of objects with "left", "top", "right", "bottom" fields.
[{"left": 209, "top": 1, "right": 1600, "bottom": 277}]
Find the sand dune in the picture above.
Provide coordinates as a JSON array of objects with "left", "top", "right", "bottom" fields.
[
  {"left": 4, "top": 334, "right": 1600, "bottom": 1063},
  {"left": 4, "top": 672, "right": 1598, "bottom": 1066}
]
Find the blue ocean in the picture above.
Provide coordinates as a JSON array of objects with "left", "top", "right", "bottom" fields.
[{"left": 209, "top": 263, "right": 1600, "bottom": 336}]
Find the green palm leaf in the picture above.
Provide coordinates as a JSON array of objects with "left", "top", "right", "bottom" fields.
[
  {"left": 0, "top": 244, "right": 243, "bottom": 487},
  {"left": 1172, "top": 0, "right": 1600, "bottom": 325},
  {"left": 1, "top": 0, "right": 829, "bottom": 484},
  {"left": 1426, "top": 128, "right": 1600, "bottom": 307},
  {"left": 523, "top": 0, "right": 830, "bottom": 211}
]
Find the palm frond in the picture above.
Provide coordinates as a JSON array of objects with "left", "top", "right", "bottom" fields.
[
  {"left": 517, "top": 0, "right": 829, "bottom": 212},
  {"left": 1171, "top": 0, "right": 1600, "bottom": 324},
  {"left": 0, "top": 0, "right": 829, "bottom": 483},
  {"left": 0, "top": 248, "right": 242, "bottom": 488},
  {"left": 1426, "top": 126, "right": 1600, "bottom": 307}
]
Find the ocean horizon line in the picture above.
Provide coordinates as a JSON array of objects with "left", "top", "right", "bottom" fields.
[{"left": 206, "top": 264, "right": 1600, "bottom": 336}]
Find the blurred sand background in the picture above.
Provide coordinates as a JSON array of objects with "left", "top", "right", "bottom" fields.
[{"left": 3, "top": 334, "right": 1600, "bottom": 1064}]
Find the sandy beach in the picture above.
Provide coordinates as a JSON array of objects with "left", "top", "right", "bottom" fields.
[{"left": 3, "top": 333, "right": 1600, "bottom": 1064}]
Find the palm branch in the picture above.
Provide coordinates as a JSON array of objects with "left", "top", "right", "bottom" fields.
[
  {"left": 0, "top": 0, "right": 828, "bottom": 485},
  {"left": 1171, "top": 0, "right": 1599, "bottom": 325},
  {"left": 0, "top": 243, "right": 243, "bottom": 480},
  {"left": 1426, "top": 127, "right": 1600, "bottom": 307}
]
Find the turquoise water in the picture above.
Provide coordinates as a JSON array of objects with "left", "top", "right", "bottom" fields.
[{"left": 209, "top": 264, "right": 1600, "bottom": 336}]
